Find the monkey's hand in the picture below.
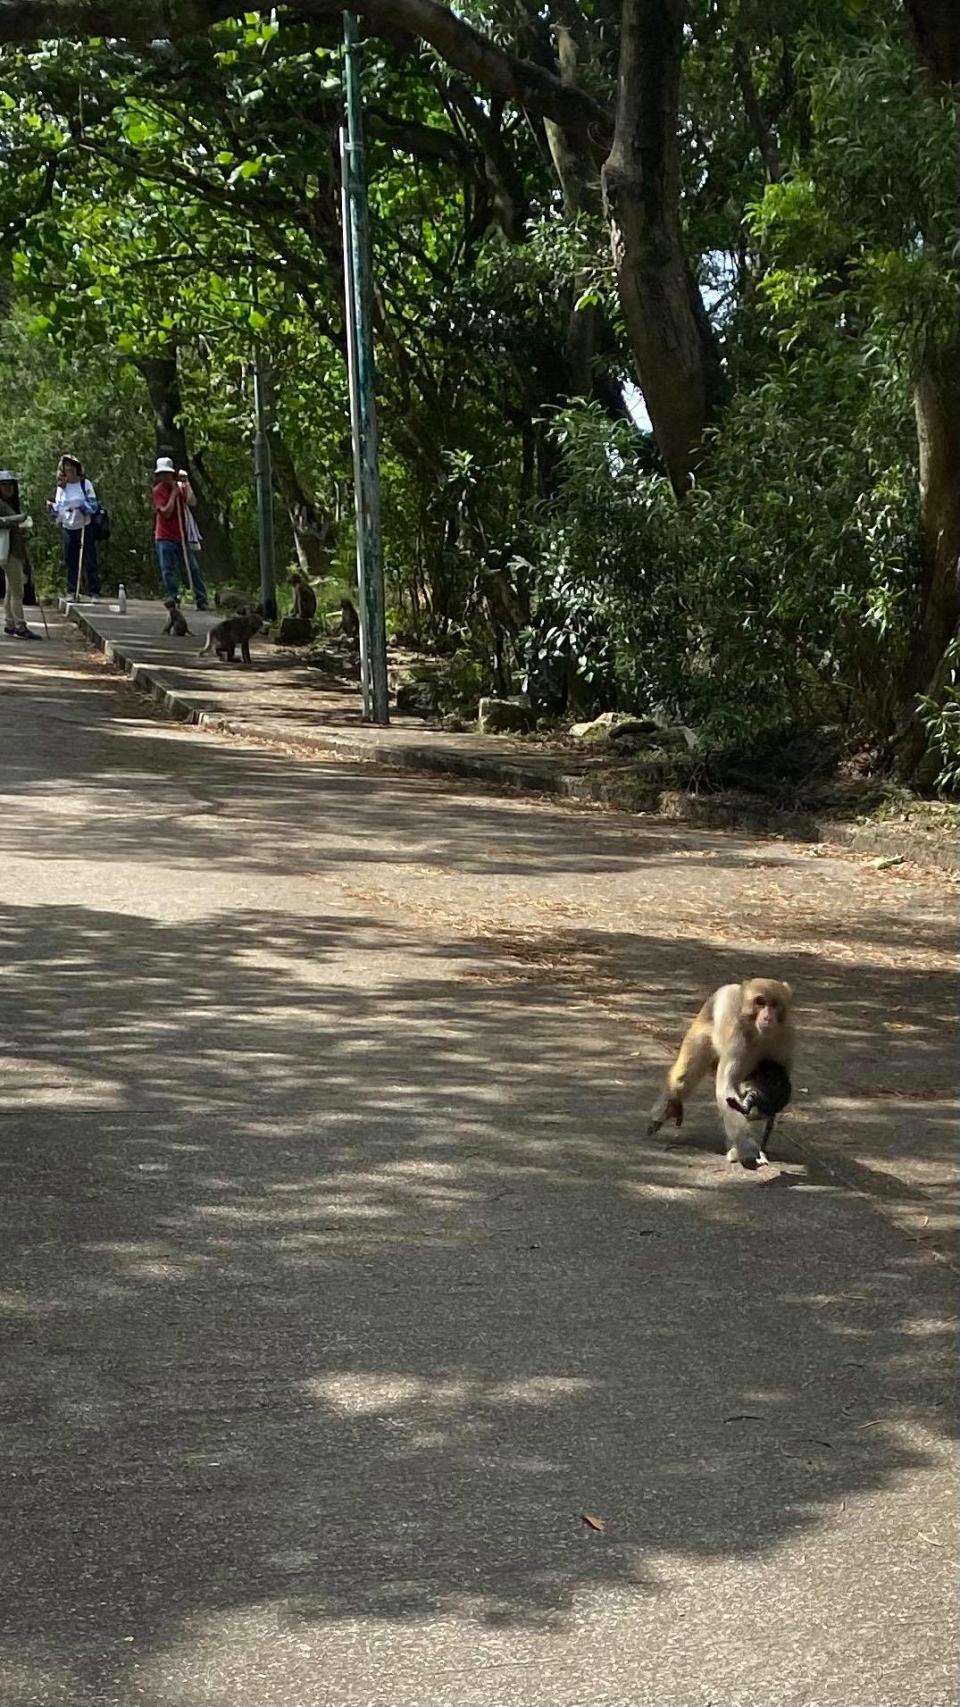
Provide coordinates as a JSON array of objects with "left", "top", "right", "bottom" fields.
[
  {"left": 647, "top": 1093, "right": 683, "bottom": 1137},
  {"left": 726, "top": 1090, "right": 765, "bottom": 1124}
]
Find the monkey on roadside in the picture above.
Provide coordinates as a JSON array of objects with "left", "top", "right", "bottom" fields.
[
  {"left": 162, "top": 600, "right": 191, "bottom": 637},
  {"left": 340, "top": 598, "right": 360, "bottom": 644},
  {"left": 647, "top": 979, "right": 795, "bottom": 1168},
  {"left": 199, "top": 612, "right": 262, "bottom": 667},
  {"left": 290, "top": 573, "right": 318, "bottom": 622}
]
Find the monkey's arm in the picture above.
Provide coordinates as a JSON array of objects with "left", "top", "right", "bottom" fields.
[
  {"left": 712, "top": 990, "right": 754, "bottom": 1105},
  {"left": 726, "top": 1062, "right": 793, "bottom": 1123},
  {"left": 714, "top": 1017, "right": 770, "bottom": 1166}
]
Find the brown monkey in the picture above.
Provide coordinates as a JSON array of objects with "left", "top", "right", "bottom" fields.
[
  {"left": 199, "top": 612, "right": 262, "bottom": 667},
  {"left": 290, "top": 573, "right": 318, "bottom": 622},
  {"left": 162, "top": 600, "right": 191, "bottom": 637},
  {"left": 648, "top": 979, "right": 795, "bottom": 1167},
  {"left": 340, "top": 598, "right": 360, "bottom": 643}
]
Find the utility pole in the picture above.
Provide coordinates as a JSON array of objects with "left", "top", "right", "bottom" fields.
[
  {"left": 340, "top": 10, "right": 389, "bottom": 724},
  {"left": 252, "top": 347, "right": 278, "bottom": 622}
]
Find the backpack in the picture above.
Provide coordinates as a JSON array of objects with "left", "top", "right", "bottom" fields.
[{"left": 84, "top": 480, "right": 111, "bottom": 543}]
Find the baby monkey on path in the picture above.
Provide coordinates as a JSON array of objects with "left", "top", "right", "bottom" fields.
[
  {"left": 199, "top": 611, "right": 262, "bottom": 666},
  {"left": 162, "top": 600, "right": 191, "bottom": 637},
  {"left": 648, "top": 979, "right": 795, "bottom": 1168}
]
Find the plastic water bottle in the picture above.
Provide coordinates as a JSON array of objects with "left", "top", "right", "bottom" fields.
[{"left": 117, "top": 584, "right": 127, "bottom": 615}]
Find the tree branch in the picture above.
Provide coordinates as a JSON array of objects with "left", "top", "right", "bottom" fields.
[
  {"left": 367, "top": 111, "right": 475, "bottom": 167},
  {"left": 732, "top": 37, "right": 782, "bottom": 183},
  {"left": 2, "top": 0, "right": 612, "bottom": 147}
]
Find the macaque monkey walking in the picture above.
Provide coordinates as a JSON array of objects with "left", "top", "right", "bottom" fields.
[
  {"left": 648, "top": 979, "right": 795, "bottom": 1168},
  {"left": 199, "top": 612, "right": 262, "bottom": 666}
]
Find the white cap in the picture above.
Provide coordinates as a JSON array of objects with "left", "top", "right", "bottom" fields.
[{"left": 154, "top": 456, "right": 177, "bottom": 475}]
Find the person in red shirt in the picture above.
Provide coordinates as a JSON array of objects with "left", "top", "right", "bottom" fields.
[{"left": 152, "top": 456, "right": 209, "bottom": 610}]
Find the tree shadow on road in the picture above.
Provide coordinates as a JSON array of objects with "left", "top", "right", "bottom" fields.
[{"left": 0, "top": 899, "right": 955, "bottom": 1705}]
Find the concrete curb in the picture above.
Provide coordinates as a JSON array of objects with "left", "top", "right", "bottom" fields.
[{"left": 63, "top": 601, "right": 959, "bottom": 874}]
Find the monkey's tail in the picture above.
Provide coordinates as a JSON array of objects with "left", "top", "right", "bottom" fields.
[{"left": 199, "top": 628, "right": 214, "bottom": 656}]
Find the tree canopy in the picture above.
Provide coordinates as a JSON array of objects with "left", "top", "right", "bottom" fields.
[{"left": 1, "top": 0, "right": 958, "bottom": 781}]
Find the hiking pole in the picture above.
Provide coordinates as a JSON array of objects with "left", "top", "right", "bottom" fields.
[{"left": 36, "top": 592, "right": 50, "bottom": 640}]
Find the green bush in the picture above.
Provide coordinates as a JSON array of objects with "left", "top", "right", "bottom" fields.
[{"left": 524, "top": 354, "right": 919, "bottom": 752}]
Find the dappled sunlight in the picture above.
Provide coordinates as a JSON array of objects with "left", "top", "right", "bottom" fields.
[
  {"left": 0, "top": 633, "right": 954, "bottom": 1705},
  {"left": 300, "top": 1371, "right": 595, "bottom": 1418}
]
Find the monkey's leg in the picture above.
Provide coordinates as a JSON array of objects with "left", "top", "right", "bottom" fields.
[
  {"left": 648, "top": 1024, "right": 716, "bottom": 1137},
  {"left": 241, "top": 639, "right": 251, "bottom": 666},
  {"left": 721, "top": 1099, "right": 769, "bottom": 1168}
]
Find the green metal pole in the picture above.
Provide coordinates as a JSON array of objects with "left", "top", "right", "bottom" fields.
[
  {"left": 252, "top": 347, "right": 278, "bottom": 622},
  {"left": 338, "top": 123, "right": 371, "bottom": 720},
  {"left": 341, "top": 10, "right": 389, "bottom": 725}
]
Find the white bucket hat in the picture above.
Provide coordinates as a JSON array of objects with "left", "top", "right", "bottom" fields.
[{"left": 154, "top": 456, "right": 177, "bottom": 475}]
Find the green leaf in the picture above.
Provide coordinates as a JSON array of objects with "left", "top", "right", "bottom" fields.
[{"left": 228, "top": 157, "right": 263, "bottom": 183}]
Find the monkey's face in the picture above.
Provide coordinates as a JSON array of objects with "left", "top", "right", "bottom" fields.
[{"left": 743, "top": 979, "right": 792, "bottom": 1035}]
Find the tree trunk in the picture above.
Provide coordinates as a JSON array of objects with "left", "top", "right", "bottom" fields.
[
  {"left": 911, "top": 345, "right": 960, "bottom": 690},
  {"left": 270, "top": 435, "right": 338, "bottom": 579},
  {"left": 601, "top": 0, "right": 724, "bottom": 495},
  {"left": 136, "top": 350, "right": 236, "bottom": 583},
  {"left": 543, "top": 26, "right": 603, "bottom": 400},
  {"left": 904, "top": 0, "right": 960, "bottom": 83},
  {"left": 894, "top": 0, "right": 960, "bottom": 775}
]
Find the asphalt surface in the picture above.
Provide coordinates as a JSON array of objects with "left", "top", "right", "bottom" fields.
[{"left": 0, "top": 618, "right": 957, "bottom": 1707}]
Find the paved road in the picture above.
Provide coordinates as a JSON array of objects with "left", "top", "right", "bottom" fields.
[{"left": 0, "top": 621, "right": 956, "bottom": 1707}]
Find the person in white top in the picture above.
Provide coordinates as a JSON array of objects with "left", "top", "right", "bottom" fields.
[{"left": 49, "top": 453, "right": 100, "bottom": 598}]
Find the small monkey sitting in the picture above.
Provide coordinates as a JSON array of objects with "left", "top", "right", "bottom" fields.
[
  {"left": 290, "top": 572, "right": 318, "bottom": 622},
  {"left": 340, "top": 598, "right": 360, "bottom": 644},
  {"left": 162, "top": 600, "right": 191, "bottom": 637},
  {"left": 648, "top": 978, "right": 795, "bottom": 1168},
  {"left": 199, "top": 611, "right": 262, "bottom": 666}
]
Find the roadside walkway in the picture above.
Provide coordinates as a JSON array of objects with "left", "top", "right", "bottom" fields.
[
  {"left": 62, "top": 597, "right": 599, "bottom": 795},
  {"left": 62, "top": 597, "right": 960, "bottom": 873}
]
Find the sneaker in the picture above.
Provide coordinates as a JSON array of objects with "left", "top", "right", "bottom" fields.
[
  {"left": 14, "top": 626, "right": 39, "bottom": 640},
  {"left": 195, "top": 601, "right": 209, "bottom": 613},
  {"left": 3, "top": 626, "right": 14, "bottom": 637}
]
